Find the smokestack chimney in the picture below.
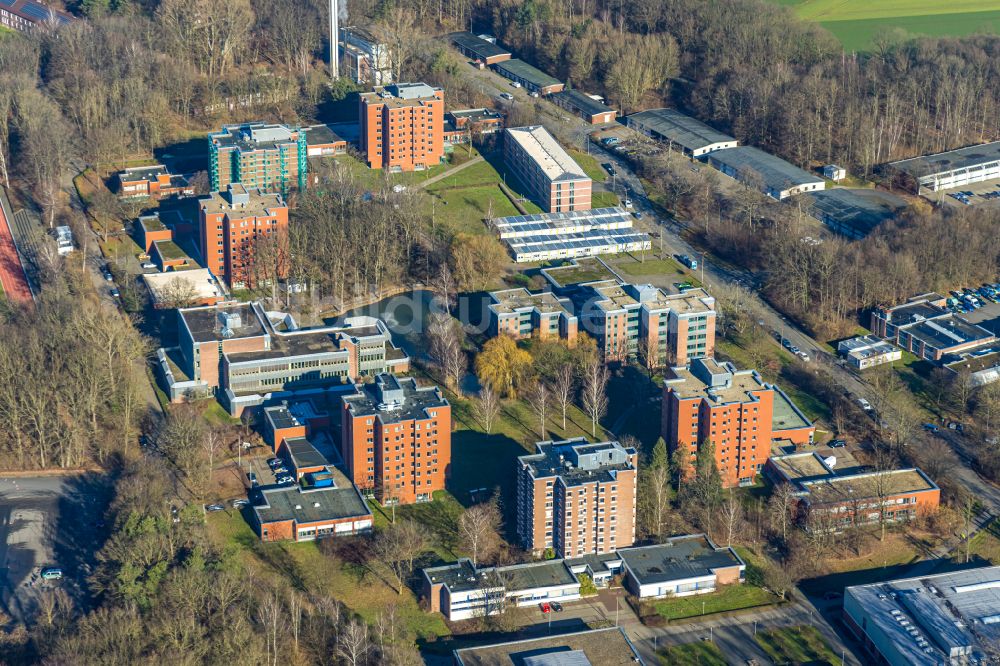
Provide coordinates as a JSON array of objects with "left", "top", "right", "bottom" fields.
[{"left": 330, "top": 0, "right": 339, "bottom": 79}]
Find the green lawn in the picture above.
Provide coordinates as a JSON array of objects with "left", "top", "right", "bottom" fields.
[
  {"left": 607, "top": 255, "right": 694, "bottom": 281},
  {"left": 567, "top": 149, "right": 608, "bottom": 183},
  {"left": 658, "top": 641, "right": 728, "bottom": 666},
  {"left": 961, "top": 518, "right": 1000, "bottom": 565},
  {"left": 592, "top": 191, "right": 620, "bottom": 208},
  {"left": 653, "top": 584, "right": 778, "bottom": 621},
  {"left": 756, "top": 626, "right": 839, "bottom": 666},
  {"left": 206, "top": 508, "right": 450, "bottom": 640},
  {"left": 427, "top": 184, "right": 521, "bottom": 236},
  {"left": 769, "top": 0, "right": 1000, "bottom": 50},
  {"left": 370, "top": 490, "right": 466, "bottom": 562}
]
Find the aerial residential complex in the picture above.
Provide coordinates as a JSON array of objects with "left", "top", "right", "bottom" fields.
[
  {"left": 626, "top": 108, "right": 738, "bottom": 157},
  {"left": 341, "top": 373, "right": 451, "bottom": 505},
  {"left": 706, "top": 146, "right": 826, "bottom": 200},
  {"left": 115, "top": 165, "right": 193, "bottom": 200},
  {"left": 844, "top": 565, "right": 1000, "bottom": 665},
  {"left": 504, "top": 126, "right": 592, "bottom": 213},
  {"left": 208, "top": 122, "right": 308, "bottom": 193},
  {"left": 198, "top": 184, "right": 289, "bottom": 289},
  {"left": 157, "top": 302, "right": 409, "bottom": 414},
  {"left": 487, "top": 288, "right": 578, "bottom": 342},
  {"left": 889, "top": 141, "right": 1000, "bottom": 194},
  {"left": 359, "top": 82, "right": 445, "bottom": 172},
  {"left": 516, "top": 438, "right": 637, "bottom": 558},
  {"left": 662, "top": 357, "right": 815, "bottom": 488},
  {"left": 491, "top": 207, "right": 650, "bottom": 263},
  {"left": 765, "top": 451, "right": 940, "bottom": 531}
]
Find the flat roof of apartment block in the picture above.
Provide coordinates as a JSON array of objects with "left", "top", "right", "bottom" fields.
[
  {"left": 618, "top": 535, "right": 742, "bottom": 585},
  {"left": 453, "top": 627, "right": 642, "bottom": 666},
  {"left": 506, "top": 125, "right": 587, "bottom": 181}
]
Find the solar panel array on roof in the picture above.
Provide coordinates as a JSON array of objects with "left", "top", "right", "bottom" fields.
[
  {"left": 19, "top": 1, "right": 52, "bottom": 20},
  {"left": 0, "top": 0, "right": 18, "bottom": 7}
]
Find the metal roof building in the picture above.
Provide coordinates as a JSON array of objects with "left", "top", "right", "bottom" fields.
[
  {"left": 844, "top": 565, "right": 1000, "bottom": 665},
  {"left": 490, "top": 207, "right": 651, "bottom": 263},
  {"left": 890, "top": 141, "right": 1000, "bottom": 194},
  {"left": 626, "top": 108, "right": 737, "bottom": 157},
  {"left": 551, "top": 90, "right": 616, "bottom": 125},
  {"left": 706, "top": 146, "right": 825, "bottom": 200},
  {"left": 492, "top": 59, "right": 564, "bottom": 95},
  {"left": 807, "top": 188, "right": 906, "bottom": 239},
  {"left": 450, "top": 31, "right": 511, "bottom": 65}
]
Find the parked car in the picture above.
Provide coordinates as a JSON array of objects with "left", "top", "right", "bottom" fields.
[
  {"left": 947, "top": 422, "right": 964, "bottom": 432},
  {"left": 231, "top": 499, "right": 249, "bottom": 508},
  {"left": 170, "top": 506, "right": 180, "bottom": 523},
  {"left": 677, "top": 254, "right": 698, "bottom": 270},
  {"left": 140, "top": 262, "right": 157, "bottom": 270},
  {"left": 247, "top": 471, "right": 258, "bottom": 486},
  {"left": 539, "top": 602, "right": 551, "bottom": 613},
  {"left": 674, "top": 281, "right": 694, "bottom": 291},
  {"left": 102, "top": 270, "right": 113, "bottom": 281},
  {"left": 549, "top": 601, "right": 563, "bottom": 612},
  {"left": 623, "top": 198, "right": 633, "bottom": 209},
  {"left": 633, "top": 211, "right": 643, "bottom": 220},
  {"left": 829, "top": 439, "right": 846, "bottom": 448},
  {"left": 205, "top": 503, "right": 225, "bottom": 512},
  {"left": 273, "top": 466, "right": 289, "bottom": 475},
  {"left": 602, "top": 162, "right": 617, "bottom": 176},
  {"left": 529, "top": 91, "right": 540, "bottom": 98},
  {"left": 499, "top": 92, "right": 514, "bottom": 101},
  {"left": 267, "top": 458, "right": 282, "bottom": 468},
  {"left": 275, "top": 475, "right": 294, "bottom": 485},
  {"left": 40, "top": 568, "right": 63, "bottom": 581},
  {"left": 109, "top": 287, "right": 120, "bottom": 298},
  {"left": 796, "top": 350, "right": 811, "bottom": 362},
  {"left": 857, "top": 397, "right": 873, "bottom": 411},
  {"left": 922, "top": 423, "right": 940, "bottom": 432},
  {"left": 601, "top": 137, "right": 620, "bottom": 146}
]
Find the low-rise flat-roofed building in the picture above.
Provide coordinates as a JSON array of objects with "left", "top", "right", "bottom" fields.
[
  {"left": 706, "top": 146, "right": 825, "bottom": 200},
  {"left": 116, "top": 165, "right": 193, "bottom": 200},
  {"left": 492, "top": 59, "right": 564, "bottom": 95},
  {"left": 151, "top": 239, "right": 195, "bottom": 272},
  {"left": 551, "top": 90, "right": 616, "bottom": 125},
  {"left": 823, "top": 164, "right": 846, "bottom": 181},
  {"left": 625, "top": 108, "right": 737, "bottom": 157},
  {"left": 838, "top": 335, "right": 903, "bottom": 370},
  {"left": 208, "top": 122, "right": 308, "bottom": 194},
  {"left": 341, "top": 374, "right": 450, "bottom": 505},
  {"left": 843, "top": 565, "right": 1000, "bottom": 665},
  {"left": 516, "top": 438, "right": 637, "bottom": 558},
  {"left": 157, "top": 302, "right": 408, "bottom": 411},
  {"left": 137, "top": 213, "right": 174, "bottom": 253},
  {"left": 540, "top": 257, "right": 621, "bottom": 289},
  {"left": 303, "top": 124, "right": 349, "bottom": 157},
  {"left": 662, "top": 357, "right": 815, "bottom": 488},
  {"left": 423, "top": 558, "right": 582, "bottom": 622},
  {"left": 618, "top": 534, "right": 745, "bottom": 600},
  {"left": 450, "top": 31, "right": 512, "bottom": 65},
  {"left": 764, "top": 451, "right": 940, "bottom": 531},
  {"left": 491, "top": 207, "right": 651, "bottom": 263},
  {"left": 452, "top": 627, "right": 646, "bottom": 666},
  {"left": 889, "top": 141, "right": 1000, "bottom": 194},
  {"left": 945, "top": 347, "right": 1000, "bottom": 387},
  {"left": 807, "top": 188, "right": 906, "bottom": 239},
  {"left": 871, "top": 295, "right": 996, "bottom": 362},
  {"left": 487, "top": 288, "right": 578, "bottom": 343},
  {"left": 443, "top": 108, "right": 503, "bottom": 146},
  {"left": 250, "top": 466, "right": 373, "bottom": 543},
  {"left": 505, "top": 126, "right": 591, "bottom": 213},
  {"left": 142, "top": 269, "right": 224, "bottom": 308}
]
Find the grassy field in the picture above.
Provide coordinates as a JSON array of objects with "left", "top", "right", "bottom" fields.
[
  {"left": 756, "top": 626, "right": 839, "bottom": 666},
  {"left": 567, "top": 149, "right": 608, "bottom": 183},
  {"left": 653, "top": 584, "right": 778, "bottom": 621},
  {"left": 658, "top": 641, "right": 728, "bottom": 666},
  {"left": 770, "top": 0, "right": 1000, "bottom": 51}
]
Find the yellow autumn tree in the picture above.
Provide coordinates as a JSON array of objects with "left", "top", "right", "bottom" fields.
[{"left": 475, "top": 336, "right": 532, "bottom": 399}]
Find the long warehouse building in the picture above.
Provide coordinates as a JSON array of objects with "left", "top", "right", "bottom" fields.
[{"left": 889, "top": 141, "right": 1000, "bottom": 194}]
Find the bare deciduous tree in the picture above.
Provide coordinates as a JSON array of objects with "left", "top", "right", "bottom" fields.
[
  {"left": 552, "top": 364, "right": 575, "bottom": 431},
  {"left": 473, "top": 385, "right": 501, "bottom": 434},
  {"left": 580, "top": 359, "right": 609, "bottom": 437},
  {"left": 457, "top": 498, "right": 502, "bottom": 566}
]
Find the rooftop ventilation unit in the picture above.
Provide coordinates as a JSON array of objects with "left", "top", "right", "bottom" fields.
[
  {"left": 313, "top": 502, "right": 321, "bottom": 508},
  {"left": 294, "top": 504, "right": 302, "bottom": 510}
]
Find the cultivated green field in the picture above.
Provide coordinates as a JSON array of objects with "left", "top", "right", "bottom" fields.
[{"left": 772, "top": 0, "right": 1000, "bottom": 51}]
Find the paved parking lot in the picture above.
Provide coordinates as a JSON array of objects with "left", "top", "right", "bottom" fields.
[
  {"left": 955, "top": 297, "right": 1000, "bottom": 335},
  {"left": 936, "top": 177, "right": 1000, "bottom": 209},
  {"left": 0, "top": 473, "right": 111, "bottom": 623}
]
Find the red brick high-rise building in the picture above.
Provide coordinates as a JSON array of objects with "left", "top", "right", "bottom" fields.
[
  {"left": 359, "top": 83, "right": 445, "bottom": 172},
  {"left": 516, "top": 438, "right": 637, "bottom": 559},
  {"left": 661, "top": 358, "right": 815, "bottom": 488},
  {"left": 341, "top": 374, "right": 451, "bottom": 504},
  {"left": 198, "top": 184, "right": 288, "bottom": 289}
]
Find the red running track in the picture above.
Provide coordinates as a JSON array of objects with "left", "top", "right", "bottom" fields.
[{"left": 0, "top": 199, "right": 33, "bottom": 305}]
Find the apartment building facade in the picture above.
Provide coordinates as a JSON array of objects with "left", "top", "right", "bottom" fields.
[
  {"left": 487, "top": 288, "right": 578, "bottom": 343},
  {"left": 577, "top": 282, "right": 716, "bottom": 364},
  {"left": 198, "top": 184, "right": 288, "bottom": 289},
  {"left": 504, "top": 126, "right": 592, "bottom": 213},
  {"left": 341, "top": 374, "right": 451, "bottom": 505},
  {"left": 662, "top": 358, "right": 814, "bottom": 488},
  {"left": 516, "top": 438, "right": 637, "bottom": 558},
  {"left": 0, "top": 0, "right": 73, "bottom": 31},
  {"left": 339, "top": 26, "right": 393, "bottom": 86},
  {"left": 359, "top": 83, "right": 444, "bottom": 172},
  {"left": 208, "top": 122, "right": 308, "bottom": 193}
]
